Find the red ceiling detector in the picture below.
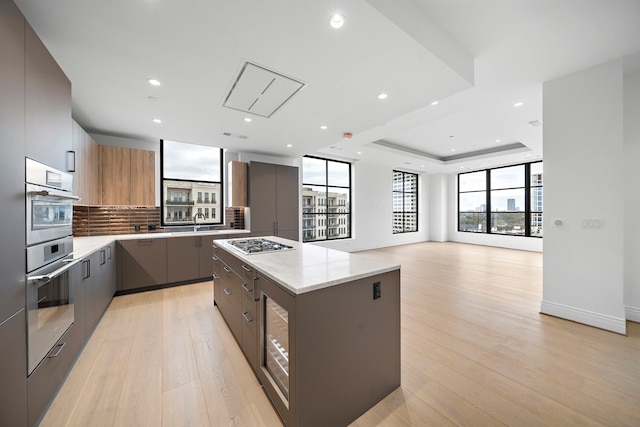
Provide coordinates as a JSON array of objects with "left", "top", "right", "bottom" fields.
[{"left": 343, "top": 132, "right": 353, "bottom": 139}]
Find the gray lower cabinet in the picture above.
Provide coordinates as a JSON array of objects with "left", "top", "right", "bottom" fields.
[
  {"left": 0, "top": 309, "right": 27, "bottom": 427},
  {"left": 81, "top": 246, "right": 115, "bottom": 336},
  {"left": 117, "top": 239, "right": 168, "bottom": 291},
  {"left": 27, "top": 324, "right": 77, "bottom": 427},
  {"left": 249, "top": 161, "right": 299, "bottom": 240},
  {"left": 212, "top": 244, "right": 258, "bottom": 371},
  {"left": 167, "top": 236, "right": 200, "bottom": 283}
]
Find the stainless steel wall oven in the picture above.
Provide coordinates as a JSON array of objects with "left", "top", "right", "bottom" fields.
[
  {"left": 25, "top": 158, "right": 79, "bottom": 375},
  {"left": 25, "top": 158, "right": 78, "bottom": 246}
]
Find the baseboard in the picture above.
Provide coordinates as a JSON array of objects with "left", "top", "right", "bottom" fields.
[
  {"left": 540, "top": 300, "right": 627, "bottom": 335},
  {"left": 625, "top": 305, "right": 640, "bottom": 323}
]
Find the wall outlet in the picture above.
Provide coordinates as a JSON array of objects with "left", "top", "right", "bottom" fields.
[
  {"left": 373, "top": 282, "right": 381, "bottom": 300},
  {"left": 134, "top": 224, "right": 141, "bottom": 231},
  {"left": 148, "top": 224, "right": 156, "bottom": 231}
]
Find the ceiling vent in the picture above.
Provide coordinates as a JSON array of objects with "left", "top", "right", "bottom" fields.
[
  {"left": 223, "top": 61, "right": 306, "bottom": 118},
  {"left": 221, "top": 132, "right": 248, "bottom": 140}
]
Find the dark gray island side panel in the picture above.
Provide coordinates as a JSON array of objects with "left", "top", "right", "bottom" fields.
[{"left": 294, "top": 269, "right": 401, "bottom": 427}]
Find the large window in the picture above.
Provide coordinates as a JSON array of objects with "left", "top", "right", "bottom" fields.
[
  {"left": 393, "top": 170, "right": 418, "bottom": 233},
  {"left": 302, "top": 156, "right": 351, "bottom": 242},
  {"left": 161, "top": 139, "right": 223, "bottom": 226},
  {"left": 458, "top": 161, "right": 543, "bottom": 237}
]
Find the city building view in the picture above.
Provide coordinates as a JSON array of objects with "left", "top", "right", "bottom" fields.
[
  {"left": 458, "top": 162, "right": 543, "bottom": 237},
  {"left": 302, "top": 186, "right": 350, "bottom": 242},
  {"left": 163, "top": 180, "right": 221, "bottom": 225}
]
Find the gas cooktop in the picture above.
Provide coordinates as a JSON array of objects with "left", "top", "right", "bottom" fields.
[{"left": 227, "top": 238, "right": 294, "bottom": 254}]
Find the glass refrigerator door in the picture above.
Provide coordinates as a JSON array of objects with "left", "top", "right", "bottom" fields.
[{"left": 264, "top": 296, "right": 289, "bottom": 401}]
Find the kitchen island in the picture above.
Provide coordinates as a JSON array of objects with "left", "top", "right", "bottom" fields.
[{"left": 213, "top": 236, "right": 401, "bottom": 427}]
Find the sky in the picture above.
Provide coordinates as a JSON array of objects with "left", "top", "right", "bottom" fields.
[{"left": 163, "top": 140, "right": 221, "bottom": 181}]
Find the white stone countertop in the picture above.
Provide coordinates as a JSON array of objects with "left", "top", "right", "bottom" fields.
[
  {"left": 72, "top": 229, "right": 250, "bottom": 260},
  {"left": 214, "top": 236, "right": 400, "bottom": 295}
]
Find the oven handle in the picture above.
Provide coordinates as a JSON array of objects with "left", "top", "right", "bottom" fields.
[
  {"left": 28, "top": 258, "right": 82, "bottom": 283},
  {"left": 28, "top": 190, "right": 81, "bottom": 201}
]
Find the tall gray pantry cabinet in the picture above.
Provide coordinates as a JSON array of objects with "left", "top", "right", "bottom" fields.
[
  {"left": 249, "top": 161, "right": 299, "bottom": 240},
  {"left": 1, "top": 0, "right": 75, "bottom": 424},
  {"left": 0, "top": 0, "right": 27, "bottom": 425}
]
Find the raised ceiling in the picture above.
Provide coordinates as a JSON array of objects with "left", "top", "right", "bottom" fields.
[{"left": 14, "top": 0, "right": 640, "bottom": 173}]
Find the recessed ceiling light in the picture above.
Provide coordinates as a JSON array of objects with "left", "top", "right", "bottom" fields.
[
  {"left": 320, "top": 125, "right": 328, "bottom": 130},
  {"left": 421, "top": 165, "right": 425, "bottom": 168},
  {"left": 147, "top": 78, "right": 161, "bottom": 86},
  {"left": 514, "top": 101, "right": 524, "bottom": 107},
  {"left": 460, "top": 166, "right": 466, "bottom": 169},
  {"left": 451, "top": 148, "right": 456, "bottom": 152},
  {"left": 357, "top": 151, "right": 362, "bottom": 155},
  {"left": 329, "top": 14, "right": 344, "bottom": 29},
  {"left": 377, "top": 93, "right": 388, "bottom": 100},
  {"left": 286, "top": 144, "right": 293, "bottom": 148},
  {"left": 152, "top": 118, "right": 162, "bottom": 123},
  {"left": 431, "top": 100, "right": 439, "bottom": 106},
  {"left": 244, "top": 117, "right": 252, "bottom": 122}
]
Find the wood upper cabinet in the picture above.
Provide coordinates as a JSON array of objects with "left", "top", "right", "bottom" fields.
[
  {"left": 25, "top": 22, "right": 72, "bottom": 172},
  {"left": 130, "top": 148, "right": 155, "bottom": 206},
  {"left": 229, "top": 161, "right": 248, "bottom": 206},
  {"left": 99, "top": 145, "right": 155, "bottom": 206}
]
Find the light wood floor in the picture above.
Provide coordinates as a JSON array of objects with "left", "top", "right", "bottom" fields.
[{"left": 41, "top": 242, "right": 640, "bottom": 426}]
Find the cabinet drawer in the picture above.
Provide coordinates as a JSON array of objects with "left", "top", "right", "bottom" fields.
[
  {"left": 241, "top": 295, "right": 259, "bottom": 372},
  {"left": 216, "top": 246, "right": 243, "bottom": 275},
  {"left": 216, "top": 269, "right": 242, "bottom": 342},
  {"left": 27, "top": 324, "right": 77, "bottom": 426}
]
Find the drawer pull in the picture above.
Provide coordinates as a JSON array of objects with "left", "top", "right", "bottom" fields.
[
  {"left": 242, "top": 311, "right": 253, "bottom": 323},
  {"left": 242, "top": 283, "right": 253, "bottom": 292},
  {"left": 48, "top": 342, "right": 66, "bottom": 358},
  {"left": 212, "top": 256, "right": 219, "bottom": 261},
  {"left": 223, "top": 288, "right": 232, "bottom": 296},
  {"left": 212, "top": 273, "right": 220, "bottom": 280},
  {"left": 241, "top": 265, "right": 252, "bottom": 272},
  {"left": 223, "top": 266, "right": 232, "bottom": 273}
]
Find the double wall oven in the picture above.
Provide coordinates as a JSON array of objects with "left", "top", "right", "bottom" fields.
[{"left": 25, "top": 158, "right": 80, "bottom": 375}]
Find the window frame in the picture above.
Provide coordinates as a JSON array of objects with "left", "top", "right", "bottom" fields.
[
  {"left": 457, "top": 161, "right": 543, "bottom": 238},
  {"left": 160, "top": 139, "right": 224, "bottom": 227},
  {"left": 392, "top": 170, "right": 419, "bottom": 234},
  {"left": 302, "top": 155, "right": 352, "bottom": 242}
]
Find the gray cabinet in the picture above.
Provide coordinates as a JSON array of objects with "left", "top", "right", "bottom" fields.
[
  {"left": 0, "top": 0, "right": 26, "bottom": 322},
  {"left": 117, "top": 239, "right": 168, "bottom": 291},
  {"left": 167, "top": 236, "right": 200, "bottom": 283},
  {"left": 27, "top": 324, "right": 77, "bottom": 427},
  {"left": 25, "top": 21, "right": 72, "bottom": 172},
  {"left": 76, "top": 243, "right": 116, "bottom": 338},
  {"left": 0, "top": 309, "right": 27, "bottom": 427},
  {"left": 212, "top": 246, "right": 259, "bottom": 372},
  {"left": 95, "top": 243, "right": 116, "bottom": 319},
  {"left": 166, "top": 235, "right": 228, "bottom": 285},
  {"left": 249, "top": 162, "right": 299, "bottom": 240}
]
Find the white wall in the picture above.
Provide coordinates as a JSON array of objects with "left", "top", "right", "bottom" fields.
[
  {"left": 445, "top": 174, "right": 544, "bottom": 252},
  {"left": 541, "top": 59, "right": 626, "bottom": 334},
  {"left": 624, "top": 70, "right": 640, "bottom": 322},
  {"left": 311, "top": 161, "right": 429, "bottom": 252},
  {"left": 428, "top": 174, "right": 448, "bottom": 242}
]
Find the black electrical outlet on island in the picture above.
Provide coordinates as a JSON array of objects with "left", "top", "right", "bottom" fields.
[
  {"left": 148, "top": 224, "right": 156, "bottom": 231},
  {"left": 373, "top": 281, "right": 381, "bottom": 300},
  {"left": 134, "top": 224, "right": 141, "bottom": 231}
]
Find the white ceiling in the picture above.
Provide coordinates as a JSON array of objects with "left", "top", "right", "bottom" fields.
[{"left": 14, "top": 0, "right": 640, "bottom": 174}]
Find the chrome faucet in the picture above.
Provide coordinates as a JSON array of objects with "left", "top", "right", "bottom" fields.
[{"left": 192, "top": 212, "right": 205, "bottom": 231}]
